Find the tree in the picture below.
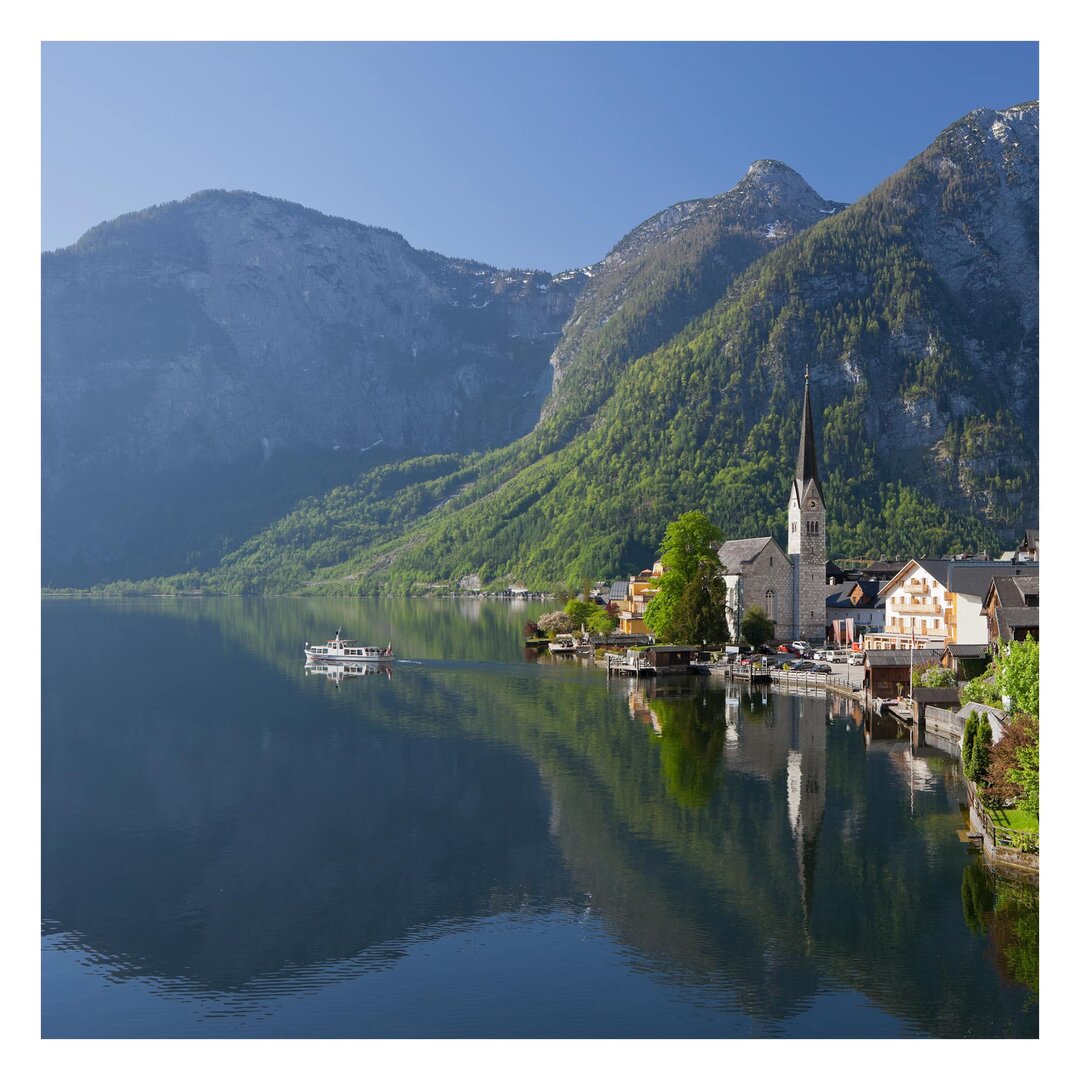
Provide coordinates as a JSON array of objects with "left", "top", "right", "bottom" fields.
[
  {"left": 585, "top": 604, "right": 617, "bottom": 635},
  {"left": 1006, "top": 716, "right": 1039, "bottom": 819},
  {"left": 656, "top": 510, "right": 724, "bottom": 581},
  {"left": 960, "top": 668, "right": 1002, "bottom": 708},
  {"left": 644, "top": 511, "right": 724, "bottom": 642},
  {"left": 965, "top": 715, "right": 993, "bottom": 784},
  {"left": 563, "top": 598, "right": 596, "bottom": 630},
  {"left": 741, "top": 606, "right": 775, "bottom": 650},
  {"left": 537, "top": 610, "right": 575, "bottom": 635},
  {"left": 962, "top": 712, "right": 979, "bottom": 777},
  {"left": 669, "top": 556, "right": 730, "bottom": 645},
  {"left": 998, "top": 638, "right": 1039, "bottom": 718},
  {"left": 985, "top": 712, "right": 1037, "bottom": 811}
]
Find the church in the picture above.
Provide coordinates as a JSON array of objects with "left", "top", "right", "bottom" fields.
[{"left": 718, "top": 370, "right": 827, "bottom": 642}]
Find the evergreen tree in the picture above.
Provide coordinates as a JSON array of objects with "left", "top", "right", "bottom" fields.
[{"left": 741, "top": 606, "right": 775, "bottom": 650}]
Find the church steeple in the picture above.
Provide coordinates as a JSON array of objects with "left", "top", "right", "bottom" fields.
[
  {"left": 788, "top": 367, "right": 826, "bottom": 640},
  {"left": 794, "top": 365, "right": 823, "bottom": 508}
]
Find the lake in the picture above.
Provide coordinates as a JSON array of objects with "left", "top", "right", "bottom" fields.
[{"left": 41, "top": 598, "right": 1038, "bottom": 1038}]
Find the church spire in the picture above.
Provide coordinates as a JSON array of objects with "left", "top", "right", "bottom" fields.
[{"left": 794, "top": 366, "right": 823, "bottom": 507}]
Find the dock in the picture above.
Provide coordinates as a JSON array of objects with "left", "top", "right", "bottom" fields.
[{"left": 605, "top": 652, "right": 656, "bottom": 677}]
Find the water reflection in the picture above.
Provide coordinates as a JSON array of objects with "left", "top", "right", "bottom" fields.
[
  {"left": 304, "top": 659, "right": 394, "bottom": 682},
  {"left": 961, "top": 862, "right": 1039, "bottom": 1003},
  {"left": 42, "top": 599, "right": 1038, "bottom": 1037}
]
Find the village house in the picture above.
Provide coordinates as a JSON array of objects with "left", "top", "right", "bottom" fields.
[
  {"left": 864, "top": 648, "right": 946, "bottom": 699},
  {"left": 614, "top": 564, "right": 663, "bottom": 635},
  {"left": 825, "top": 576, "right": 885, "bottom": 643},
  {"left": 943, "top": 642, "right": 991, "bottom": 680},
  {"left": 982, "top": 573, "right": 1040, "bottom": 650},
  {"left": 864, "top": 557, "right": 1039, "bottom": 651},
  {"left": 999, "top": 529, "right": 1039, "bottom": 564}
]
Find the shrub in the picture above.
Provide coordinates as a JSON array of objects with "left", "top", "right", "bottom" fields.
[{"left": 913, "top": 662, "right": 956, "bottom": 688}]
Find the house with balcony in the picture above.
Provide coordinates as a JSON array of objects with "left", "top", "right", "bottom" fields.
[
  {"left": 865, "top": 559, "right": 952, "bottom": 650},
  {"left": 616, "top": 563, "right": 663, "bottom": 635},
  {"left": 864, "top": 557, "right": 1038, "bottom": 651}
]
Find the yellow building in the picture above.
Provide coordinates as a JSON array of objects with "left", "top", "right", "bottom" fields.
[{"left": 616, "top": 561, "right": 664, "bottom": 635}]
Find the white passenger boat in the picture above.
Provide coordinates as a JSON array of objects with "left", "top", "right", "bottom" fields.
[{"left": 304, "top": 628, "right": 393, "bottom": 662}]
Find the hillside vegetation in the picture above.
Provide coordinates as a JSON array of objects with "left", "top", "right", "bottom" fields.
[{"left": 97, "top": 104, "right": 1037, "bottom": 595}]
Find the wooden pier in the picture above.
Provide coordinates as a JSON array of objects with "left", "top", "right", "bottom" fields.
[{"left": 605, "top": 652, "right": 656, "bottom": 677}]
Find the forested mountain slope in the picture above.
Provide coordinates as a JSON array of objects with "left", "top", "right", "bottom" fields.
[
  {"left": 104, "top": 102, "right": 1039, "bottom": 595},
  {"left": 42, "top": 191, "right": 586, "bottom": 585}
]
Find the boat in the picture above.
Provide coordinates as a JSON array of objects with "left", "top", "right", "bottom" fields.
[
  {"left": 548, "top": 633, "right": 592, "bottom": 656},
  {"left": 304, "top": 628, "right": 393, "bottom": 663}
]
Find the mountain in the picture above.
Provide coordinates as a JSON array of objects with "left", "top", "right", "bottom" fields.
[
  {"left": 540, "top": 159, "right": 846, "bottom": 427},
  {"left": 172, "top": 101, "right": 1036, "bottom": 596},
  {"left": 41, "top": 191, "right": 586, "bottom": 585}
]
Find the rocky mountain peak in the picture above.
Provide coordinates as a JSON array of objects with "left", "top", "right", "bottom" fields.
[{"left": 732, "top": 159, "right": 841, "bottom": 226}]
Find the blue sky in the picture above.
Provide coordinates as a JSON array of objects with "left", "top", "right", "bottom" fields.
[{"left": 41, "top": 41, "right": 1038, "bottom": 271}]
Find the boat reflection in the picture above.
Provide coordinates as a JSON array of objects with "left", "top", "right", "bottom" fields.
[{"left": 304, "top": 659, "right": 393, "bottom": 683}]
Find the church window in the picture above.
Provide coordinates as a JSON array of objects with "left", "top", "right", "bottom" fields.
[{"left": 766, "top": 589, "right": 776, "bottom": 619}]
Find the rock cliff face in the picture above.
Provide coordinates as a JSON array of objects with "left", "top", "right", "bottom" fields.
[
  {"left": 42, "top": 191, "right": 585, "bottom": 583},
  {"left": 823, "top": 101, "right": 1039, "bottom": 526}
]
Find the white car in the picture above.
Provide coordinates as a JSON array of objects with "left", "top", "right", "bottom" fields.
[
  {"left": 791, "top": 640, "right": 811, "bottom": 653},
  {"left": 847, "top": 654, "right": 865, "bottom": 666}
]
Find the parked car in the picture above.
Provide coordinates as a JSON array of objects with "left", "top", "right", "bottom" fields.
[
  {"left": 759, "top": 644, "right": 776, "bottom": 654},
  {"left": 791, "top": 640, "right": 811, "bottom": 653},
  {"left": 790, "top": 659, "right": 815, "bottom": 671},
  {"left": 825, "top": 650, "right": 840, "bottom": 662},
  {"left": 812, "top": 663, "right": 832, "bottom": 674},
  {"left": 812, "top": 650, "right": 826, "bottom": 660},
  {"left": 777, "top": 644, "right": 792, "bottom": 653},
  {"left": 847, "top": 654, "right": 865, "bottom": 666}
]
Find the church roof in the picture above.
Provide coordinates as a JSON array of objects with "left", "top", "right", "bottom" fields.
[
  {"left": 793, "top": 368, "right": 824, "bottom": 508},
  {"left": 717, "top": 537, "right": 784, "bottom": 572}
]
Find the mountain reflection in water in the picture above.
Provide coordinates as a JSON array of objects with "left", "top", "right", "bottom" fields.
[{"left": 42, "top": 599, "right": 1037, "bottom": 1037}]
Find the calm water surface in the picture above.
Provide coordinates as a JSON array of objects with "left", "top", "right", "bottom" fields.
[{"left": 41, "top": 598, "right": 1038, "bottom": 1037}]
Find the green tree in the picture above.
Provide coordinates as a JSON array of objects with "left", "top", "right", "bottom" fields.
[
  {"left": 645, "top": 511, "right": 724, "bottom": 642},
  {"left": 968, "top": 715, "right": 993, "bottom": 784},
  {"left": 669, "top": 556, "right": 730, "bottom": 645},
  {"left": 563, "top": 598, "right": 596, "bottom": 631},
  {"left": 741, "top": 606, "right": 775, "bottom": 650},
  {"left": 960, "top": 668, "right": 1001, "bottom": 708},
  {"left": 962, "top": 712, "right": 979, "bottom": 777},
  {"left": 999, "top": 638, "right": 1039, "bottom": 718},
  {"left": 656, "top": 510, "right": 724, "bottom": 581},
  {"left": 585, "top": 604, "right": 617, "bottom": 635}
]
